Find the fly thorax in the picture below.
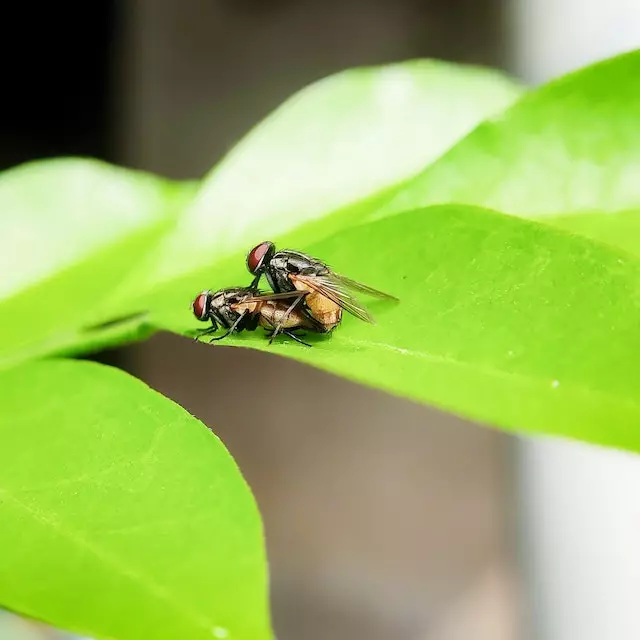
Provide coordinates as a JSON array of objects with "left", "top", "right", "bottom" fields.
[{"left": 268, "top": 264, "right": 293, "bottom": 292}]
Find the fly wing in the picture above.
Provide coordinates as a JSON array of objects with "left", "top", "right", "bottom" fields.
[
  {"left": 237, "top": 290, "right": 308, "bottom": 303},
  {"left": 332, "top": 274, "right": 399, "bottom": 301},
  {"left": 291, "top": 273, "right": 376, "bottom": 324}
]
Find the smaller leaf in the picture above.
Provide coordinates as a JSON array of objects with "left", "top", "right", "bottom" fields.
[
  {"left": 0, "top": 359, "right": 271, "bottom": 640},
  {"left": 0, "top": 159, "right": 196, "bottom": 367},
  {"left": 1, "top": 314, "right": 156, "bottom": 371},
  {"left": 126, "top": 59, "right": 522, "bottom": 299},
  {"left": 374, "top": 49, "right": 640, "bottom": 219}
]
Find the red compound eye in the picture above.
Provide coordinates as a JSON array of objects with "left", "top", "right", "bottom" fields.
[
  {"left": 192, "top": 292, "right": 209, "bottom": 321},
  {"left": 247, "top": 241, "right": 274, "bottom": 274}
]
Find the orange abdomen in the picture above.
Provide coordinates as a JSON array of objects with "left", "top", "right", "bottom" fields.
[{"left": 306, "top": 292, "right": 342, "bottom": 330}]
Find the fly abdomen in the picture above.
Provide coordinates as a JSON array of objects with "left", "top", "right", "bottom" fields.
[{"left": 257, "top": 301, "right": 312, "bottom": 330}]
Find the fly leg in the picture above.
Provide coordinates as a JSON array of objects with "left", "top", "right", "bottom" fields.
[
  {"left": 203, "top": 311, "right": 248, "bottom": 343},
  {"left": 192, "top": 325, "right": 219, "bottom": 341},
  {"left": 249, "top": 273, "right": 262, "bottom": 291},
  {"left": 263, "top": 328, "right": 311, "bottom": 347},
  {"left": 208, "top": 310, "right": 248, "bottom": 343},
  {"left": 283, "top": 330, "right": 312, "bottom": 347},
  {"left": 268, "top": 292, "right": 307, "bottom": 345}
]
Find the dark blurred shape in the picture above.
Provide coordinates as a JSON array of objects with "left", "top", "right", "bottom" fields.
[
  {"left": 0, "top": 2, "right": 121, "bottom": 371},
  {"left": 0, "top": 2, "right": 117, "bottom": 169},
  {"left": 222, "top": 0, "right": 295, "bottom": 14}
]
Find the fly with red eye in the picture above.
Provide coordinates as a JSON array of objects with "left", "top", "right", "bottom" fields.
[
  {"left": 246, "top": 241, "right": 398, "bottom": 338},
  {"left": 191, "top": 288, "right": 251, "bottom": 341},
  {"left": 191, "top": 286, "right": 325, "bottom": 346}
]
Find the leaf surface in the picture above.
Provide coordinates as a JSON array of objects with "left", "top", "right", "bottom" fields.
[
  {"left": 0, "top": 359, "right": 270, "bottom": 640},
  {"left": 159, "top": 205, "right": 640, "bottom": 453},
  {"left": 0, "top": 159, "right": 196, "bottom": 368},
  {"left": 375, "top": 49, "right": 640, "bottom": 219}
]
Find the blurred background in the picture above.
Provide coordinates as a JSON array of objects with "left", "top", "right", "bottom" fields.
[{"left": 1, "top": 1, "right": 639, "bottom": 639}]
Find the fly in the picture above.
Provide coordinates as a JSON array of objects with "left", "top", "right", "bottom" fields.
[
  {"left": 246, "top": 241, "right": 398, "bottom": 333},
  {"left": 191, "top": 287, "right": 326, "bottom": 347}
]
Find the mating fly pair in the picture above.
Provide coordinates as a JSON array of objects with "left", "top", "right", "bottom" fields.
[{"left": 192, "top": 241, "right": 397, "bottom": 346}]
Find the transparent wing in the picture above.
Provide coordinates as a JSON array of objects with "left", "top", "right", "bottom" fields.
[
  {"left": 290, "top": 273, "right": 377, "bottom": 324},
  {"left": 332, "top": 274, "right": 399, "bottom": 301},
  {"left": 236, "top": 290, "right": 308, "bottom": 303}
]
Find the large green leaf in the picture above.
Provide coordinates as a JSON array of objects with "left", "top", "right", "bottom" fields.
[
  {"left": 0, "top": 159, "right": 196, "bottom": 369},
  {"left": 113, "top": 59, "right": 522, "bottom": 308},
  {"left": 374, "top": 49, "right": 640, "bottom": 219},
  {"left": 0, "top": 359, "right": 270, "bottom": 640},
  {"left": 158, "top": 205, "right": 640, "bottom": 453}
]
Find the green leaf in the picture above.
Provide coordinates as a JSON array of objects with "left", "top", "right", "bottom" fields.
[
  {"left": 0, "top": 159, "right": 197, "bottom": 369},
  {"left": 159, "top": 205, "right": 640, "bottom": 453},
  {"left": 0, "top": 358, "right": 270, "bottom": 640},
  {"left": 117, "top": 59, "right": 522, "bottom": 306},
  {"left": 9, "top": 314, "right": 157, "bottom": 369},
  {"left": 546, "top": 208, "right": 640, "bottom": 259},
  {"left": 374, "top": 49, "right": 640, "bottom": 219}
]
